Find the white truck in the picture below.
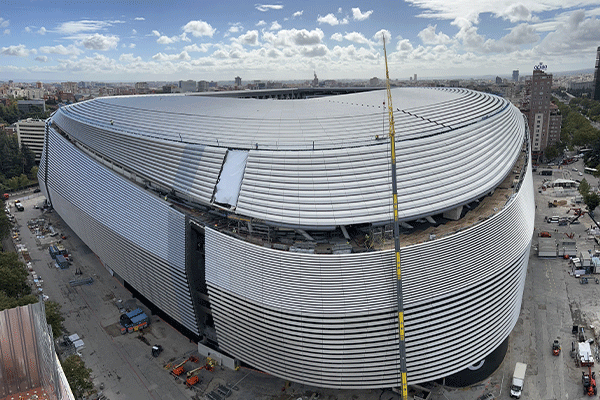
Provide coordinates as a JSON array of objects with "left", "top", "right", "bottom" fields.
[{"left": 510, "top": 362, "right": 527, "bottom": 398}]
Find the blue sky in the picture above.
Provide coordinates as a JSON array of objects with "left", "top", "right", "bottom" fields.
[{"left": 1, "top": 0, "right": 599, "bottom": 82}]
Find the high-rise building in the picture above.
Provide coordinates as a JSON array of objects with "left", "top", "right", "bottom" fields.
[
  {"left": 513, "top": 70, "right": 519, "bottom": 82},
  {"left": 135, "top": 82, "right": 149, "bottom": 94},
  {"left": 522, "top": 68, "right": 561, "bottom": 162},
  {"left": 198, "top": 80, "right": 209, "bottom": 92},
  {"left": 16, "top": 118, "right": 46, "bottom": 162},
  {"left": 61, "top": 81, "right": 78, "bottom": 93},
  {"left": 235, "top": 76, "right": 242, "bottom": 87},
  {"left": 179, "top": 80, "right": 197, "bottom": 93},
  {"left": 594, "top": 46, "right": 600, "bottom": 101},
  {"left": 414, "top": 73, "right": 417, "bottom": 81}
]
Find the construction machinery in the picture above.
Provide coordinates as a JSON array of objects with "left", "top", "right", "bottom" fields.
[
  {"left": 184, "top": 357, "right": 216, "bottom": 387},
  {"left": 552, "top": 339, "right": 561, "bottom": 356},
  {"left": 171, "top": 358, "right": 188, "bottom": 376},
  {"left": 582, "top": 366, "right": 597, "bottom": 396},
  {"left": 151, "top": 344, "right": 163, "bottom": 357}
]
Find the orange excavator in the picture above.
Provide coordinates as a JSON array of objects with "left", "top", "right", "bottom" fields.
[{"left": 582, "top": 366, "right": 597, "bottom": 396}]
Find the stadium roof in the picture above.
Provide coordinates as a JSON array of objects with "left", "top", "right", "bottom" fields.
[{"left": 52, "top": 87, "right": 526, "bottom": 228}]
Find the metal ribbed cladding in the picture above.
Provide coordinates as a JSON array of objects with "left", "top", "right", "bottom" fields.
[
  {"left": 205, "top": 163, "right": 534, "bottom": 389},
  {"left": 51, "top": 88, "right": 525, "bottom": 227},
  {"left": 51, "top": 112, "right": 226, "bottom": 205},
  {"left": 41, "top": 127, "right": 198, "bottom": 334}
]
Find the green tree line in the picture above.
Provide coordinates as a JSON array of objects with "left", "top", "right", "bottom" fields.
[
  {"left": 0, "top": 98, "right": 52, "bottom": 126},
  {"left": 0, "top": 134, "right": 38, "bottom": 193}
]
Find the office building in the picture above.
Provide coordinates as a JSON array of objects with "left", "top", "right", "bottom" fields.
[
  {"left": 17, "top": 99, "right": 46, "bottom": 114},
  {"left": 16, "top": 118, "right": 46, "bottom": 161},
  {"left": 594, "top": 46, "right": 600, "bottom": 101},
  {"left": 513, "top": 70, "right": 519, "bottom": 82},
  {"left": 522, "top": 68, "right": 561, "bottom": 161},
  {"left": 179, "top": 80, "right": 197, "bottom": 93}
]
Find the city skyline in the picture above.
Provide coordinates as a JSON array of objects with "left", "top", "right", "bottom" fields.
[{"left": 0, "top": 0, "right": 599, "bottom": 82}]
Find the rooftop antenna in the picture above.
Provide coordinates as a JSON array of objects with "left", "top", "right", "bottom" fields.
[{"left": 383, "top": 33, "right": 407, "bottom": 399}]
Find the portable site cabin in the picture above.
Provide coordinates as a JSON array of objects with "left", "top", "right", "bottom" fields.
[
  {"left": 538, "top": 238, "right": 557, "bottom": 257},
  {"left": 558, "top": 240, "right": 577, "bottom": 257},
  {"left": 55, "top": 254, "right": 69, "bottom": 269}
]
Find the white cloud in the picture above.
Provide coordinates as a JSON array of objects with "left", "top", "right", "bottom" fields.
[
  {"left": 228, "top": 23, "right": 243, "bottom": 33},
  {"left": 39, "top": 44, "right": 82, "bottom": 55},
  {"left": 343, "top": 32, "right": 370, "bottom": 44},
  {"left": 300, "top": 44, "right": 328, "bottom": 57},
  {"left": 25, "top": 26, "right": 31, "bottom": 33},
  {"left": 3, "top": 29, "right": 9, "bottom": 35},
  {"left": 134, "top": 17, "right": 145, "bottom": 21},
  {"left": 132, "top": 29, "right": 137, "bottom": 35},
  {"left": 373, "top": 29, "right": 392, "bottom": 45},
  {"left": 157, "top": 32, "right": 191, "bottom": 44},
  {"left": 317, "top": 13, "right": 348, "bottom": 26},
  {"left": 182, "top": 20, "right": 216, "bottom": 37},
  {"left": 235, "top": 30, "right": 259, "bottom": 45},
  {"left": 157, "top": 35, "right": 175, "bottom": 44},
  {"left": 256, "top": 20, "right": 267, "bottom": 26},
  {"left": 35, "top": 55, "right": 48, "bottom": 62},
  {"left": 292, "top": 10, "right": 303, "bottom": 18},
  {"left": 338, "top": 7, "right": 343, "bottom": 13},
  {"left": 129, "top": 43, "right": 136, "bottom": 48},
  {"left": 352, "top": 7, "right": 373, "bottom": 21},
  {"left": 152, "top": 51, "right": 191, "bottom": 61},
  {"left": 270, "top": 21, "right": 282, "bottom": 31},
  {"left": 331, "top": 32, "right": 343, "bottom": 42},
  {"left": 262, "top": 28, "right": 324, "bottom": 47},
  {"left": 119, "top": 53, "right": 142, "bottom": 62},
  {"left": 183, "top": 43, "right": 212, "bottom": 52},
  {"left": 55, "top": 19, "right": 120, "bottom": 34},
  {"left": 1, "top": 44, "right": 31, "bottom": 57},
  {"left": 256, "top": 4, "right": 284, "bottom": 12},
  {"left": 395, "top": 37, "right": 414, "bottom": 52},
  {"left": 38, "top": 27, "right": 47, "bottom": 35},
  {"left": 152, "top": 30, "right": 160, "bottom": 37},
  {"left": 417, "top": 25, "right": 452, "bottom": 45},
  {"left": 0, "top": 17, "right": 9, "bottom": 28},
  {"left": 81, "top": 33, "right": 120, "bottom": 50}
]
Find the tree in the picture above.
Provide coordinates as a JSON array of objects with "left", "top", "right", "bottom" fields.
[
  {"left": 0, "top": 200, "right": 10, "bottom": 241},
  {"left": 585, "top": 192, "right": 600, "bottom": 213},
  {"left": 579, "top": 179, "right": 590, "bottom": 195},
  {"left": 61, "top": 355, "right": 94, "bottom": 399},
  {"left": 0, "top": 252, "right": 31, "bottom": 298},
  {"left": 45, "top": 301, "right": 64, "bottom": 338},
  {"left": 0, "top": 291, "right": 37, "bottom": 312}
]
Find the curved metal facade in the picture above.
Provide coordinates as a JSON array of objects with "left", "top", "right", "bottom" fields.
[
  {"left": 39, "top": 87, "right": 534, "bottom": 390},
  {"left": 205, "top": 162, "right": 533, "bottom": 387},
  {"left": 49, "top": 88, "right": 525, "bottom": 227}
]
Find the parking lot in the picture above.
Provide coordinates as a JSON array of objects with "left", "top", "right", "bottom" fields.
[{"left": 7, "top": 163, "right": 600, "bottom": 400}]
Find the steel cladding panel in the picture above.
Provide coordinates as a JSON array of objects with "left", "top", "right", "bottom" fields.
[
  {"left": 52, "top": 89, "right": 525, "bottom": 228},
  {"left": 40, "top": 127, "right": 197, "bottom": 334},
  {"left": 205, "top": 163, "right": 534, "bottom": 388}
]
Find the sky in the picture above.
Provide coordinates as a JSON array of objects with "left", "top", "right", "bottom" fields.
[{"left": 0, "top": 0, "right": 599, "bottom": 83}]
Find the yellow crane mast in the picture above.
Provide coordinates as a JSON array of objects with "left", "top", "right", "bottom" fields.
[{"left": 383, "top": 35, "right": 408, "bottom": 399}]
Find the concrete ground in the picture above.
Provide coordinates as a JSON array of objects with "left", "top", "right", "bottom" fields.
[{"left": 7, "top": 161, "right": 600, "bottom": 399}]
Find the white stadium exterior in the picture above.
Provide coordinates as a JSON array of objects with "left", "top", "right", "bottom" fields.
[{"left": 39, "top": 87, "right": 534, "bottom": 389}]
